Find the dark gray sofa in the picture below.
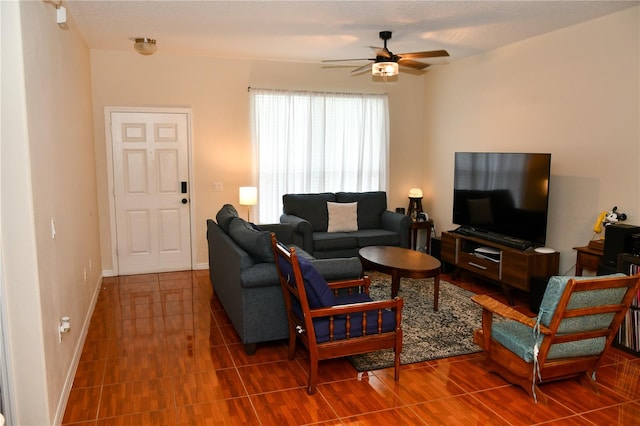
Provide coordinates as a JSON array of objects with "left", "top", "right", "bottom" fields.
[
  {"left": 207, "top": 204, "right": 362, "bottom": 354},
  {"left": 280, "top": 191, "right": 412, "bottom": 259}
]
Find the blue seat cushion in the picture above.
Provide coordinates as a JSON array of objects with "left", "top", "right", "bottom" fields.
[
  {"left": 290, "top": 292, "right": 373, "bottom": 318},
  {"left": 312, "top": 307, "right": 397, "bottom": 343},
  {"left": 492, "top": 321, "right": 606, "bottom": 363},
  {"left": 277, "top": 254, "right": 337, "bottom": 308},
  {"left": 334, "top": 292, "right": 372, "bottom": 305}
]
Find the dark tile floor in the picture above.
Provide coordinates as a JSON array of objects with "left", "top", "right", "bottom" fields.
[{"left": 62, "top": 270, "right": 640, "bottom": 425}]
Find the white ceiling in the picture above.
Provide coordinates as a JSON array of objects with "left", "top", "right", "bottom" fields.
[{"left": 64, "top": 0, "right": 637, "bottom": 67}]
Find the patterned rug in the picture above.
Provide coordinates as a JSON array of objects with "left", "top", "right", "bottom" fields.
[{"left": 349, "top": 271, "right": 482, "bottom": 371}]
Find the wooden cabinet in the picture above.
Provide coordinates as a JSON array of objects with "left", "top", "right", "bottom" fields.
[
  {"left": 441, "top": 231, "right": 560, "bottom": 293},
  {"left": 573, "top": 245, "right": 603, "bottom": 276}
]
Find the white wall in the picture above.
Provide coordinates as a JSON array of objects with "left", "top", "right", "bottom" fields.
[
  {"left": 1, "top": 1, "right": 102, "bottom": 424},
  {"left": 90, "top": 54, "right": 427, "bottom": 272},
  {"left": 423, "top": 6, "right": 640, "bottom": 274}
]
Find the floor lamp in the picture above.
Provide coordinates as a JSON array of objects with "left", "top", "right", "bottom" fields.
[{"left": 239, "top": 186, "right": 258, "bottom": 222}]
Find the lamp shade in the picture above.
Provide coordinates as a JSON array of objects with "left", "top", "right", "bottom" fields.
[
  {"left": 239, "top": 187, "right": 258, "bottom": 206},
  {"left": 372, "top": 62, "right": 399, "bottom": 77},
  {"left": 408, "top": 188, "right": 423, "bottom": 198}
]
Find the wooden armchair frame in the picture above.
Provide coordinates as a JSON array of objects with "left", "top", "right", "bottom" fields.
[
  {"left": 271, "top": 234, "right": 403, "bottom": 394},
  {"left": 472, "top": 274, "right": 640, "bottom": 403}
]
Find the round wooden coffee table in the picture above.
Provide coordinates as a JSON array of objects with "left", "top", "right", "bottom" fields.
[{"left": 359, "top": 246, "right": 442, "bottom": 311}]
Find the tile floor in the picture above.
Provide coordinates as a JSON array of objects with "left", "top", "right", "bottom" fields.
[{"left": 62, "top": 270, "right": 640, "bottom": 425}]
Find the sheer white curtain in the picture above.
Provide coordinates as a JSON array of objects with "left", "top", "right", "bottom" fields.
[{"left": 250, "top": 89, "right": 389, "bottom": 223}]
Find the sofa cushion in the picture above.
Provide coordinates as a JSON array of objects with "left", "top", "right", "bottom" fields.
[
  {"left": 336, "top": 192, "right": 387, "bottom": 229},
  {"left": 352, "top": 229, "right": 401, "bottom": 247},
  {"left": 216, "top": 204, "right": 239, "bottom": 233},
  {"left": 282, "top": 193, "right": 336, "bottom": 231},
  {"left": 228, "top": 217, "right": 273, "bottom": 263},
  {"left": 327, "top": 202, "right": 358, "bottom": 233},
  {"left": 313, "top": 232, "right": 359, "bottom": 251}
]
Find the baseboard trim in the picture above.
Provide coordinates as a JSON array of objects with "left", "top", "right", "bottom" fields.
[{"left": 53, "top": 274, "right": 103, "bottom": 425}]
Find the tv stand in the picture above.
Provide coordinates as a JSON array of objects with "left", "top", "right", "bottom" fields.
[{"left": 441, "top": 231, "right": 559, "bottom": 303}]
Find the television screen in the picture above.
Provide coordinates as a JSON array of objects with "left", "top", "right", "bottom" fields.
[{"left": 453, "top": 152, "right": 551, "bottom": 246}]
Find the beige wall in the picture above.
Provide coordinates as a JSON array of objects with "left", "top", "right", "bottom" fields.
[
  {"left": 90, "top": 54, "right": 427, "bottom": 272},
  {"left": 2, "top": 1, "right": 101, "bottom": 424},
  {"left": 423, "top": 6, "right": 640, "bottom": 274}
]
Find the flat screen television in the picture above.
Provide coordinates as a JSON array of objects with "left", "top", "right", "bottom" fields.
[{"left": 453, "top": 152, "right": 551, "bottom": 246}]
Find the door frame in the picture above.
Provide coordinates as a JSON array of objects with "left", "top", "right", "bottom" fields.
[{"left": 104, "top": 106, "right": 196, "bottom": 276}]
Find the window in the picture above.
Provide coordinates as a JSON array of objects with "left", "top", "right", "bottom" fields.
[{"left": 250, "top": 88, "right": 389, "bottom": 223}]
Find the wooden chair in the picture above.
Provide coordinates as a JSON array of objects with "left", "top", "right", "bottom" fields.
[
  {"left": 472, "top": 274, "right": 640, "bottom": 403},
  {"left": 271, "top": 233, "right": 404, "bottom": 394}
]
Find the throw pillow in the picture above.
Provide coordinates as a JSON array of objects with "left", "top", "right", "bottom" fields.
[{"left": 326, "top": 202, "right": 358, "bottom": 233}]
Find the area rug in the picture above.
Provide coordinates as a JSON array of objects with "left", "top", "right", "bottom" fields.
[{"left": 349, "top": 271, "right": 482, "bottom": 371}]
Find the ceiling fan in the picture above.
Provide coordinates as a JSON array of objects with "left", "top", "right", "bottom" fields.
[{"left": 323, "top": 31, "right": 449, "bottom": 77}]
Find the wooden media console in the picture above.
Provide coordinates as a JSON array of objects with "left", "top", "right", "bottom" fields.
[{"left": 441, "top": 231, "right": 560, "bottom": 303}]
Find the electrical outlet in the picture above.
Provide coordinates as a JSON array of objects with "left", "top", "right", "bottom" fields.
[
  {"left": 83, "top": 268, "right": 87, "bottom": 283},
  {"left": 89, "top": 259, "right": 92, "bottom": 271}
]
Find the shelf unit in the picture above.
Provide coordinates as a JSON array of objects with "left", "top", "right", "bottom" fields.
[
  {"left": 441, "top": 231, "right": 560, "bottom": 300},
  {"left": 615, "top": 253, "right": 640, "bottom": 355}
]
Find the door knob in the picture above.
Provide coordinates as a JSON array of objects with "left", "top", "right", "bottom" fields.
[{"left": 181, "top": 198, "right": 188, "bottom": 204}]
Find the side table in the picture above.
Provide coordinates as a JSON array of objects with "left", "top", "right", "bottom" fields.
[
  {"left": 409, "top": 219, "right": 434, "bottom": 252},
  {"left": 573, "top": 245, "right": 603, "bottom": 276}
]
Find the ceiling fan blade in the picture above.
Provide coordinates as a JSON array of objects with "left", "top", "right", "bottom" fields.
[
  {"left": 351, "top": 62, "right": 373, "bottom": 74},
  {"left": 397, "top": 49, "right": 450, "bottom": 60},
  {"left": 369, "top": 46, "right": 391, "bottom": 58},
  {"left": 321, "top": 64, "right": 369, "bottom": 70},
  {"left": 397, "top": 58, "right": 431, "bottom": 70},
  {"left": 322, "top": 58, "right": 373, "bottom": 63}
]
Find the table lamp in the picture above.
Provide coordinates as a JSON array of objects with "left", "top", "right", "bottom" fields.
[{"left": 407, "top": 188, "right": 423, "bottom": 220}]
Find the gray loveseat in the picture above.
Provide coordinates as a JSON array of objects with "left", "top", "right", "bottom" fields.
[
  {"left": 207, "top": 204, "right": 362, "bottom": 354},
  {"left": 280, "top": 191, "right": 412, "bottom": 259}
]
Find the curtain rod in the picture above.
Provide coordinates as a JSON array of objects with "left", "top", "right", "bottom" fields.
[{"left": 247, "top": 86, "right": 387, "bottom": 96}]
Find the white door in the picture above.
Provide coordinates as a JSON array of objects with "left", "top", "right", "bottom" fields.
[{"left": 109, "top": 111, "right": 192, "bottom": 275}]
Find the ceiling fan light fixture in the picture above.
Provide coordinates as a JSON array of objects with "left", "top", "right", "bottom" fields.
[
  {"left": 372, "top": 61, "right": 398, "bottom": 77},
  {"left": 133, "top": 38, "right": 157, "bottom": 55}
]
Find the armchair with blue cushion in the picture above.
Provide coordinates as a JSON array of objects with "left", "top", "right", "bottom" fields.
[
  {"left": 271, "top": 233, "right": 404, "bottom": 394},
  {"left": 472, "top": 274, "right": 640, "bottom": 403}
]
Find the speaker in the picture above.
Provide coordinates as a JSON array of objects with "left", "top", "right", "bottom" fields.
[
  {"left": 430, "top": 237, "right": 454, "bottom": 273},
  {"left": 602, "top": 224, "right": 640, "bottom": 267}
]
